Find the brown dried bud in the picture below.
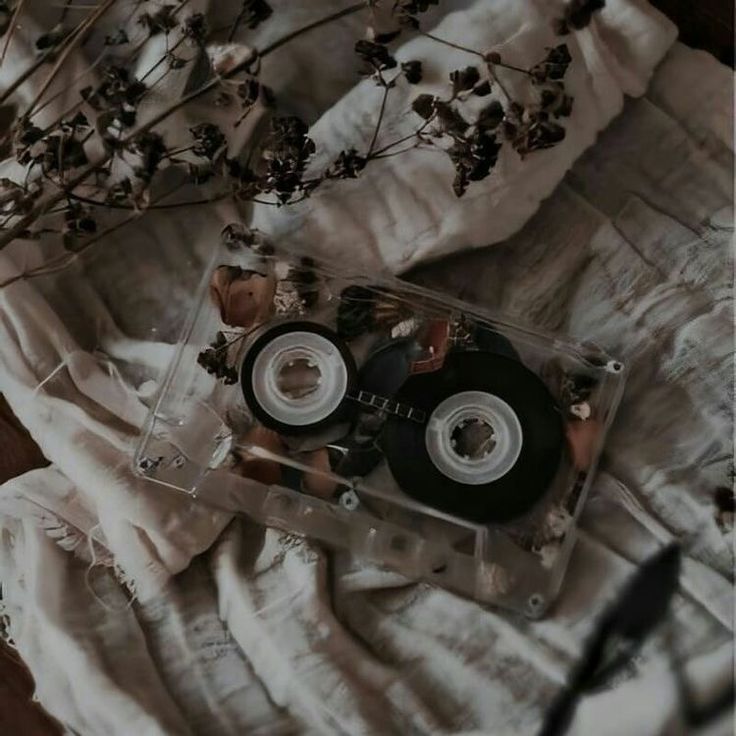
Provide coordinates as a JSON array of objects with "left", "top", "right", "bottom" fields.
[{"left": 209, "top": 265, "right": 276, "bottom": 328}]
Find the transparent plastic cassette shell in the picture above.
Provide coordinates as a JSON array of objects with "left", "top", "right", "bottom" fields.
[{"left": 136, "top": 240, "right": 625, "bottom": 618}]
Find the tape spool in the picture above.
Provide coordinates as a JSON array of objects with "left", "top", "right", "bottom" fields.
[
  {"left": 381, "top": 351, "right": 564, "bottom": 523},
  {"left": 241, "top": 322, "right": 357, "bottom": 435}
]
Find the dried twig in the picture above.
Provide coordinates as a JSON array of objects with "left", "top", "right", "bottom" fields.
[
  {"left": 23, "top": 0, "right": 118, "bottom": 117},
  {"left": 0, "top": 0, "right": 27, "bottom": 68}
]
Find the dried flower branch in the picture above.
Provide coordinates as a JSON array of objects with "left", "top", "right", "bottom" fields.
[
  {"left": 554, "top": 0, "right": 606, "bottom": 35},
  {"left": 0, "top": 0, "right": 603, "bottom": 281}
]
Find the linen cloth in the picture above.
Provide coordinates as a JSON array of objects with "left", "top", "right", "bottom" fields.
[{"left": 0, "top": 1, "right": 732, "bottom": 734}]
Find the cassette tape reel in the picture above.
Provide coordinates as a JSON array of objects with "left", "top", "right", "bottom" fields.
[
  {"left": 241, "top": 322, "right": 357, "bottom": 435},
  {"left": 137, "top": 244, "right": 625, "bottom": 617},
  {"left": 382, "top": 351, "right": 565, "bottom": 524}
]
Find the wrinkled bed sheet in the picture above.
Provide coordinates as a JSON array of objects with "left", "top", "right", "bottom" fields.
[{"left": 0, "top": 1, "right": 733, "bottom": 734}]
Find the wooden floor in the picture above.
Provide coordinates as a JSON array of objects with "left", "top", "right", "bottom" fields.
[
  {"left": 0, "top": 397, "right": 60, "bottom": 735},
  {"left": 652, "top": 0, "right": 734, "bottom": 65},
  {"left": 0, "top": 3, "right": 732, "bottom": 734},
  {"left": 0, "top": 643, "right": 62, "bottom": 736}
]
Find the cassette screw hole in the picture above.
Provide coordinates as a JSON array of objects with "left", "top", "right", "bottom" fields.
[
  {"left": 276, "top": 358, "right": 322, "bottom": 400},
  {"left": 339, "top": 489, "right": 360, "bottom": 511},
  {"left": 528, "top": 594, "right": 546, "bottom": 615},
  {"left": 432, "top": 562, "right": 448, "bottom": 575}
]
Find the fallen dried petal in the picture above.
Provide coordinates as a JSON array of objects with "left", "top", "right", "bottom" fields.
[{"left": 210, "top": 265, "right": 276, "bottom": 328}]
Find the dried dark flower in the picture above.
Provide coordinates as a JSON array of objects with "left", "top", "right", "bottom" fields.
[
  {"left": 434, "top": 101, "right": 469, "bottom": 135},
  {"left": 15, "top": 118, "right": 43, "bottom": 148},
  {"left": 503, "top": 103, "right": 566, "bottom": 157},
  {"left": 473, "top": 80, "right": 492, "bottom": 97},
  {"left": 411, "top": 93, "right": 435, "bottom": 120},
  {"left": 714, "top": 486, "right": 735, "bottom": 514},
  {"left": 554, "top": 0, "right": 605, "bottom": 35},
  {"left": 138, "top": 5, "right": 178, "bottom": 36},
  {"left": 561, "top": 373, "right": 597, "bottom": 405},
  {"left": 260, "top": 116, "right": 315, "bottom": 203},
  {"left": 448, "top": 130, "right": 501, "bottom": 196},
  {"left": 221, "top": 222, "right": 254, "bottom": 250},
  {"left": 329, "top": 148, "right": 367, "bottom": 179},
  {"left": 401, "top": 60, "right": 423, "bottom": 84},
  {"left": 530, "top": 44, "right": 572, "bottom": 83},
  {"left": 220, "top": 222, "right": 272, "bottom": 254},
  {"left": 35, "top": 24, "right": 68, "bottom": 54},
  {"left": 355, "top": 39, "right": 397, "bottom": 72},
  {"left": 394, "top": 0, "right": 439, "bottom": 27},
  {"left": 65, "top": 111, "right": 89, "bottom": 131},
  {"left": 476, "top": 100, "right": 504, "bottom": 131},
  {"left": 374, "top": 29, "right": 402, "bottom": 44},
  {"left": 105, "top": 177, "right": 134, "bottom": 206},
  {"left": 197, "top": 332, "right": 239, "bottom": 384},
  {"left": 450, "top": 66, "right": 480, "bottom": 94},
  {"left": 237, "top": 78, "right": 262, "bottom": 107},
  {"left": 539, "top": 82, "right": 574, "bottom": 118},
  {"left": 86, "top": 65, "right": 147, "bottom": 108},
  {"left": 62, "top": 202, "right": 96, "bottom": 251},
  {"left": 104, "top": 29, "right": 130, "bottom": 46},
  {"left": 81, "top": 65, "right": 147, "bottom": 131},
  {"left": 225, "top": 158, "right": 261, "bottom": 201},
  {"left": 190, "top": 123, "right": 225, "bottom": 160},
  {"left": 40, "top": 131, "right": 89, "bottom": 174},
  {"left": 239, "top": 0, "right": 273, "bottom": 30},
  {"left": 130, "top": 131, "right": 166, "bottom": 182},
  {"left": 183, "top": 13, "right": 208, "bottom": 45}
]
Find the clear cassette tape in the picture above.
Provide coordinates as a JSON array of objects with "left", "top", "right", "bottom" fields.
[{"left": 136, "top": 231, "right": 625, "bottom": 617}]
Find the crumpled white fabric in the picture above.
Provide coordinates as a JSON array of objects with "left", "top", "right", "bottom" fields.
[
  {"left": 0, "top": 0, "right": 732, "bottom": 734},
  {"left": 251, "top": 0, "right": 677, "bottom": 271}
]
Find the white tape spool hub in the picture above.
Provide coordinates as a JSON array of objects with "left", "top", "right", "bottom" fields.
[
  {"left": 425, "top": 391, "right": 523, "bottom": 486},
  {"left": 241, "top": 322, "right": 357, "bottom": 435}
]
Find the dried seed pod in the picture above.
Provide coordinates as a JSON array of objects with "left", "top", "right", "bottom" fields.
[{"left": 209, "top": 265, "right": 276, "bottom": 328}]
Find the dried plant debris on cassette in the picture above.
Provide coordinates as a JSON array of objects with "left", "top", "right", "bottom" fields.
[{"left": 175, "top": 232, "right": 625, "bottom": 615}]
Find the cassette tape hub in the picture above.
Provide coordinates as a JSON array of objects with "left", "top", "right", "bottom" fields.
[{"left": 136, "top": 238, "right": 625, "bottom": 617}]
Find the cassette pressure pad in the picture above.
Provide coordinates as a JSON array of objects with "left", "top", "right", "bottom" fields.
[{"left": 136, "top": 235, "right": 625, "bottom": 617}]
